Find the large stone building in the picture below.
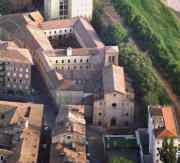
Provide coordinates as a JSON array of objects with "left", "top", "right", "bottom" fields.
[
  {"left": 50, "top": 105, "right": 87, "bottom": 163},
  {"left": 44, "top": 0, "right": 93, "bottom": 20},
  {"left": 0, "top": 41, "right": 33, "bottom": 95},
  {"left": 0, "top": 100, "right": 44, "bottom": 163},
  {"left": 36, "top": 17, "right": 120, "bottom": 108},
  {"left": 93, "top": 64, "right": 134, "bottom": 128},
  {"left": 148, "top": 105, "right": 180, "bottom": 163},
  {"left": 0, "top": 11, "right": 134, "bottom": 130}
]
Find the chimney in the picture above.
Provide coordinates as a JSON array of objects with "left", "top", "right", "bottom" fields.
[{"left": 67, "top": 47, "right": 72, "bottom": 56}]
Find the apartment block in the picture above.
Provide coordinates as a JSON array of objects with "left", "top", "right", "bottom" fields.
[
  {"left": 50, "top": 105, "right": 87, "bottom": 163},
  {"left": 44, "top": 0, "right": 93, "bottom": 20},
  {"left": 0, "top": 101, "right": 43, "bottom": 163},
  {"left": 148, "top": 106, "right": 180, "bottom": 163},
  {"left": 0, "top": 41, "right": 33, "bottom": 95}
]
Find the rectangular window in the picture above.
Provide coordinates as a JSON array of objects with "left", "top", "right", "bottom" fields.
[
  {"left": 112, "top": 56, "right": 115, "bottom": 63},
  {"left": 109, "top": 56, "right": 111, "bottom": 62}
]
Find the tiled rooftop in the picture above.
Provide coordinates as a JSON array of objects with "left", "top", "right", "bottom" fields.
[
  {"left": 40, "top": 18, "right": 77, "bottom": 30},
  {"left": 50, "top": 105, "right": 86, "bottom": 163},
  {"left": 149, "top": 106, "right": 178, "bottom": 138},
  {"left": 0, "top": 48, "right": 33, "bottom": 64},
  {"left": 103, "top": 64, "right": 126, "bottom": 94},
  {"left": 0, "top": 101, "right": 43, "bottom": 163}
]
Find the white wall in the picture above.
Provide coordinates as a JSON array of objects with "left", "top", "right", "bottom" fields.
[
  {"left": 69, "top": 0, "right": 93, "bottom": 20},
  {"left": 44, "top": 0, "right": 60, "bottom": 20},
  {"left": 44, "top": 0, "right": 93, "bottom": 20}
]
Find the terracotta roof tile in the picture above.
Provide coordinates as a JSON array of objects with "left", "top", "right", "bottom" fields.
[
  {"left": 40, "top": 18, "right": 77, "bottom": 30},
  {"left": 103, "top": 64, "right": 126, "bottom": 94},
  {"left": 156, "top": 107, "right": 177, "bottom": 138}
]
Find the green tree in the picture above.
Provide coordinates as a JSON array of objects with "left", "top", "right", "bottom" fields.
[
  {"left": 158, "top": 138, "right": 177, "bottom": 163},
  {"left": 109, "top": 156, "right": 133, "bottom": 163},
  {"left": 111, "top": 0, "right": 180, "bottom": 96},
  {"left": 91, "top": 0, "right": 103, "bottom": 32}
]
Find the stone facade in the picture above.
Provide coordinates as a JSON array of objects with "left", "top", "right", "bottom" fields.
[
  {"left": 0, "top": 41, "right": 33, "bottom": 95},
  {"left": 93, "top": 65, "right": 134, "bottom": 129},
  {"left": 93, "top": 93, "right": 134, "bottom": 128}
]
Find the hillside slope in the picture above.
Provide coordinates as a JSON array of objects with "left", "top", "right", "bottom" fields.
[
  {"left": 112, "top": 0, "right": 180, "bottom": 95},
  {"left": 125, "top": 0, "right": 180, "bottom": 59}
]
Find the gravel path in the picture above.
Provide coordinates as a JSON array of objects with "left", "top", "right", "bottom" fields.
[{"left": 166, "top": 0, "right": 180, "bottom": 12}]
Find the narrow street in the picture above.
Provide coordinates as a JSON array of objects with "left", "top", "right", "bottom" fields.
[
  {"left": 86, "top": 126, "right": 106, "bottom": 163},
  {"left": 32, "top": 66, "right": 57, "bottom": 163}
]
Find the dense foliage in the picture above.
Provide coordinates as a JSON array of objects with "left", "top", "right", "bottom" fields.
[
  {"left": 92, "top": 2, "right": 103, "bottom": 32},
  {"left": 158, "top": 138, "right": 177, "bottom": 163},
  {"left": 112, "top": 0, "right": 180, "bottom": 95},
  {"left": 101, "top": 23, "right": 128, "bottom": 45},
  {"left": 92, "top": 4, "right": 128, "bottom": 45},
  {"left": 92, "top": 5, "right": 169, "bottom": 106},
  {"left": 109, "top": 156, "right": 133, "bottom": 163},
  {"left": 119, "top": 43, "right": 169, "bottom": 105}
]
